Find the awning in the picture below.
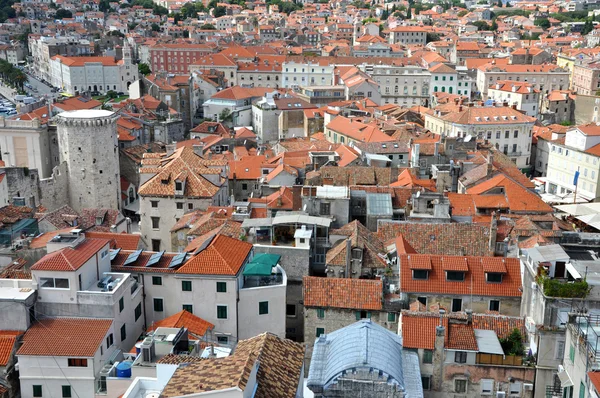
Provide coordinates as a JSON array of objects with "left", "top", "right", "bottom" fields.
[
  {"left": 558, "top": 366, "right": 574, "bottom": 388},
  {"left": 243, "top": 253, "right": 281, "bottom": 276},
  {"left": 474, "top": 329, "right": 505, "bottom": 355},
  {"left": 566, "top": 262, "right": 582, "bottom": 280}
]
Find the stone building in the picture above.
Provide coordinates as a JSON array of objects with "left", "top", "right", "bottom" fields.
[
  {"left": 399, "top": 253, "right": 523, "bottom": 316},
  {"left": 302, "top": 276, "right": 400, "bottom": 371},
  {"left": 572, "top": 60, "right": 600, "bottom": 96},
  {"left": 53, "top": 110, "right": 121, "bottom": 212},
  {"left": 401, "top": 311, "right": 534, "bottom": 398}
]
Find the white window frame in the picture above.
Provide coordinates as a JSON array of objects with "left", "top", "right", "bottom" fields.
[{"left": 481, "top": 378, "right": 494, "bottom": 395}]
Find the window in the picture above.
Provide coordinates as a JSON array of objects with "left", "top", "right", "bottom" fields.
[
  {"left": 119, "top": 297, "right": 124, "bottom": 312},
  {"left": 286, "top": 304, "right": 296, "bottom": 317},
  {"left": 120, "top": 324, "right": 127, "bottom": 342},
  {"left": 388, "top": 312, "right": 396, "bottom": 322},
  {"left": 152, "top": 240, "right": 161, "bottom": 252},
  {"left": 181, "top": 280, "right": 192, "bottom": 291},
  {"left": 259, "top": 301, "right": 269, "bottom": 315},
  {"left": 242, "top": 183, "right": 248, "bottom": 190},
  {"left": 175, "top": 181, "right": 182, "bottom": 191},
  {"left": 188, "top": 203, "right": 194, "bottom": 210},
  {"left": 33, "top": 385, "right": 42, "bottom": 397},
  {"left": 452, "top": 298, "right": 462, "bottom": 312},
  {"left": 355, "top": 310, "right": 371, "bottom": 320},
  {"left": 422, "top": 376, "right": 431, "bottom": 390},
  {"left": 106, "top": 333, "right": 113, "bottom": 349},
  {"left": 135, "top": 303, "right": 142, "bottom": 321},
  {"left": 418, "top": 297, "right": 427, "bottom": 307},
  {"left": 68, "top": 358, "right": 88, "bottom": 367},
  {"left": 412, "top": 270, "right": 429, "bottom": 280},
  {"left": 487, "top": 272, "right": 503, "bottom": 283},
  {"left": 489, "top": 300, "right": 500, "bottom": 312},
  {"left": 62, "top": 386, "right": 72, "bottom": 398},
  {"left": 514, "top": 130, "right": 518, "bottom": 138},
  {"left": 39, "top": 277, "right": 69, "bottom": 289},
  {"left": 152, "top": 276, "right": 162, "bottom": 285},
  {"left": 316, "top": 327, "right": 325, "bottom": 337},
  {"left": 153, "top": 298, "right": 163, "bottom": 312},
  {"left": 151, "top": 217, "right": 160, "bottom": 229},
  {"left": 217, "top": 336, "right": 229, "bottom": 344},
  {"left": 446, "top": 271, "right": 465, "bottom": 281},
  {"left": 217, "top": 305, "right": 227, "bottom": 319},
  {"left": 423, "top": 349, "right": 433, "bottom": 364},
  {"left": 481, "top": 379, "right": 493, "bottom": 395},
  {"left": 182, "top": 304, "right": 193, "bottom": 313},
  {"left": 580, "top": 381, "right": 586, "bottom": 398},
  {"left": 455, "top": 351, "right": 467, "bottom": 363},
  {"left": 151, "top": 200, "right": 158, "bottom": 208},
  {"left": 496, "top": 131, "right": 501, "bottom": 139},
  {"left": 316, "top": 308, "right": 325, "bottom": 319},
  {"left": 320, "top": 202, "right": 331, "bottom": 216},
  {"left": 176, "top": 202, "right": 184, "bottom": 209},
  {"left": 505, "top": 131, "right": 509, "bottom": 139},
  {"left": 455, "top": 379, "right": 467, "bottom": 393},
  {"left": 216, "top": 281, "right": 226, "bottom": 292},
  {"left": 555, "top": 340, "right": 565, "bottom": 360}
]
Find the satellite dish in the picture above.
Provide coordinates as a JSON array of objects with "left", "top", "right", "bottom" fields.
[{"left": 464, "top": 135, "right": 473, "bottom": 142}]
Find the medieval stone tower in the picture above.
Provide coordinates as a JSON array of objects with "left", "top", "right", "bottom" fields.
[{"left": 55, "top": 110, "right": 121, "bottom": 212}]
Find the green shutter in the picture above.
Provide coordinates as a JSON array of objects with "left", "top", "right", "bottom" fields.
[
  {"left": 134, "top": 303, "right": 142, "bottom": 321},
  {"left": 355, "top": 311, "right": 361, "bottom": 320},
  {"left": 33, "top": 385, "right": 42, "bottom": 397},
  {"left": 388, "top": 312, "right": 396, "bottom": 322},
  {"left": 119, "top": 297, "right": 124, "bottom": 312},
  {"left": 62, "top": 385, "right": 72, "bottom": 398},
  {"left": 153, "top": 298, "right": 163, "bottom": 312},
  {"left": 570, "top": 345, "right": 575, "bottom": 362},
  {"left": 182, "top": 304, "right": 193, "bottom": 314}
]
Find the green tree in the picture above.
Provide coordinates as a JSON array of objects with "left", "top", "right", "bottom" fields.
[
  {"left": 54, "top": 8, "right": 73, "bottom": 19},
  {"left": 138, "top": 63, "right": 151, "bottom": 75},
  {"left": 499, "top": 329, "right": 525, "bottom": 356},
  {"left": 534, "top": 18, "right": 550, "bottom": 29},
  {"left": 153, "top": 4, "right": 168, "bottom": 15},
  {"left": 407, "top": 0, "right": 412, "bottom": 19},
  {"left": 213, "top": 5, "right": 226, "bottom": 17},
  {"left": 458, "top": 10, "right": 468, "bottom": 17},
  {"left": 201, "top": 23, "right": 216, "bottom": 29},
  {"left": 472, "top": 20, "right": 491, "bottom": 30},
  {"left": 151, "top": 23, "right": 160, "bottom": 31},
  {"left": 426, "top": 32, "right": 441, "bottom": 42},
  {"left": 381, "top": 9, "right": 389, "bottom": 20},
  {"left": 583, "top": 18, "right": 594, "bottom": 35},
  {"left": 497, "top": 0, "right": 502, "bottom": 7},
  {"left": 219, "top": 108, "right": 233, "bottom": 123},
  {"left": 490, "top": 19, "right": 498, "bottom": 30},
  {"left": 99, "top": 0, "right": 111, "bottom": 12}
]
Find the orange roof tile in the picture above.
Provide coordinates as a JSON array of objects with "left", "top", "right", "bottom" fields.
[
  {"left": 176, "top": 234, "right": 252, "bottom": 275},
  {"left": 400, "top": 254, "right": 521, "bottom": 297},
  {"left": 31, "top": 238, "right": 110, "bottom": 272},
  {"left": 149, "top": 310, "right": 214, "bottom": 339},
  {"left": 0, "top": 331, "right": 21, "bottom": 366},
  {"left": 303, "top": 276, "right": 382, "bottom": 311},
  {"left": 17, "top": 318, "right": 112, "bottom": 357},
  {"left": 85, "top": 232, "right": 141, "bottom": 250}
]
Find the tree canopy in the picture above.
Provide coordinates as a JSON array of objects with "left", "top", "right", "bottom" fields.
[{"left": 55, "top": 8, "right": 73, "bottom": 19}]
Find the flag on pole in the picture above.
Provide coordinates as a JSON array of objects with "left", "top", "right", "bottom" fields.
[{"left": 574, "top": 169, "right": 580, "bottom": 186}]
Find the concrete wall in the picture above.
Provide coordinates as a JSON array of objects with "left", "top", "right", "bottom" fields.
[
  {"left": 301, "top": 197, "right": 349, "bottom": 229},
  {"left": 0, "top": 118, "right": 52, "bottom": 178},
  {"left": 0, "top": 279, "right": 35, "bottom": 331}
]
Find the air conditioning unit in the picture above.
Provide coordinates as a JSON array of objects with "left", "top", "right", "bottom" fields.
[
  {"left": 525, "top": 317, "right": 536, "bottom": 334},
  {"left": 106, "top": 278, "right": 121, "bottom": 291},
  {"left": 523, "top": 384, "right": 533, "bottom": 391},
  {"left": 496, "top": 392, "right": 506, "bottom": 398}
]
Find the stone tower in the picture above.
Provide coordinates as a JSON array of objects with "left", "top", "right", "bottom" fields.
[{"left": 55, "top": 110, "right": 121, "bottom": 212}]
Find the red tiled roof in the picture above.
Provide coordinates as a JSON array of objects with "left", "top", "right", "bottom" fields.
[
  {"left": 0, "top": 331, "right": 21, "bottom": 366},
  {"left": 447, "top": 323, "right": 478, "bottom": 351},
  {"left": 85, "top": 232, "right": 141, "bottom": 250},
  {"left": 588, "top": 371, "right": 600, "bottom": 393},
  {"left": 17, "top": 318, "right": 112, "bottom": 357},
  {"left": 149, "top": 310, "right": 214, "bottom": 339},
  {"left": 303, "top": 276, "right": 382, "bottom": 311},
  {"left": 176, "top": 234, "right": 252, "bottom": 275},
  {"left": 31, "top": 239, "right": 110, "bottom": 272},
  {"left": 400, "top": 254, "right": 521, "bottom": 297}
]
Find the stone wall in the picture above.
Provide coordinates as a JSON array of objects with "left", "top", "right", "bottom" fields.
[
  {"left": 407, "top": 294, "right": 522, "bottom": 317},
  {"left": 315, "top": 370, "right": 406, "bottom": 397},
  {"left": 4, "top": 167, "right": 41, "bottom": 208},
  {"left": 39, "top": 162, "right": 69, "bottom": 211}
]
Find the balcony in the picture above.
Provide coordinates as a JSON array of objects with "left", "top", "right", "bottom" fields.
[{"left": 476, "top": 353, "right": 525, "bottom": 366}]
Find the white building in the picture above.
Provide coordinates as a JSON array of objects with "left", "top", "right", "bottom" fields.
[
  {"left": 388, "top": 26, "right": 427, "bottom": 45},
  {"left": 17, "top": 317, "right": 117, "bottom": 398},
  {"left": 360, "top": 63, "right": 430, "bottom": 106},
  {"left": 424, "top": 104, "right": 536, "bottom": 170},
  {"left": 31, "top": 231, "right": 145, "bottom": 351},
  {"left": 138, "top": 146, "right": 228, "bottom": 252},
  {"left": 429, "top": 63, "right": 474, "bottom": 99},
  {"left": 487, "top": 80, "right": 540, "bottom": 118},
  {"left": 476, "top": 63, "right": 570, "bottom": 96},
  {"left": 282, "top": 59, "right": 334, "bottom": 88},
  {"left": 49, "top": 43, "right": 137, "bottom": 94},
  {"left": 545, "top": 124, "right": 600, "bottom": 201},
  {"left": 110, "top": 234, "right": 288, "bottom": 344}
]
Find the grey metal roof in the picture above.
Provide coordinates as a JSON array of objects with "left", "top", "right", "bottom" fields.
[
  {"left": 366, "top": 193, "right": 393, "bottom": 216},
  {"left": 241, "top": 213, "right": 332, "bottom": 229},
  {"left": 526, "top": 244, "right": 569, "bottom": 264},
  {"left": 307, "top": 319, "right": 423, "bottom": 397},
  {"left": 474, "top": 329, "right": 504, "bottom": 355}
]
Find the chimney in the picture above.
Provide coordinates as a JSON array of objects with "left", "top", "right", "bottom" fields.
[
  {"left": 487, "top": 153, "right": 493, "bottom": 176},
  {"left": 432, "top": 309, "right": 446, "bottom": 391},
  {"left": 511, "top": 103, "right": 517, "bottom": 110},
  {"left": 458, "top": 105, "right": 463, "bottom": 112},
  {"left": 465, "top": 308, "right": 473, "bottom": 324},
  {"left": 192, "top": 143, "right": 204, "bottom": 157},
  {"left": 166, "top": 143, "right": 176, "bottom": 156},
  {"left": 503, "top": 101, "right": 509, "bottom": 107},
  {"left": 345, "top": 238, "right": 352, "bottom": 279},
  {"left": 489, "top": 211, "right": 498, "bottom": 255}
]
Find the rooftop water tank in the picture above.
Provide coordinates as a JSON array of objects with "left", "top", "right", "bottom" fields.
[{"left": 115, "top": 361, "right": 132, "bottom": 378}]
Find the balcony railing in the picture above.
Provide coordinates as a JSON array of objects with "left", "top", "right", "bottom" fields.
[{"left": 476, "top": 353, "right": 524, "bottom": 366}]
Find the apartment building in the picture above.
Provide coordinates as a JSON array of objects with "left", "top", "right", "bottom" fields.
[
  {"left": 149, "top": 43, "right": 215, "bottom": 74},
  {"left": 545, "top": 124, "right": 600, "bottom": 201},
  {"left": 111, "top": 234, "right": 288, "bottom": 344},
  {"left": 476, "top": 63, "right": 570, "bottom": 96},
  {"left": 282, "top": 59, "right": 334, "bottom": 88},
  {"left": 487, "top": 80, "right": 540, "bottom": 117},
  {"left": 424, "top": 104, "right": 536, "bottom": 170},
  {"left": 361, "top": 63, "right": 430, "bottom": 106},
  {"left": 429, "top": 63, "right": 474, "bottom": 98},
  {"left": 388, "top": 26, "right": 427, "bottom": 46},
  {"left": 572, "top": 60, "right": 600, "bottom": 95},
  {"left": 138, "top": 146, "right": 228, "bottom": 252},
  {"left": 252, "top": 92, "right": 317, "bottom": 142},
  {"left": 29, "top": 35, "right": 94, "bottom": 82}
]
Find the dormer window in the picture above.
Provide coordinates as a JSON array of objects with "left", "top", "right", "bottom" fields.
[
  {"left": 413, "top": 270, "right": 429, "bottom": 280},
  {"left": 175, "top": 181, "right": 183, "bottom": 191},
  {"left": 486, "top": 272, "right": 503, "bottom": 283},
  {"left": 95, "top": 216, "right": 103, "bottom": 226},
  {"left": 446, "top": 271, "right": 465, "bottom": 281}
]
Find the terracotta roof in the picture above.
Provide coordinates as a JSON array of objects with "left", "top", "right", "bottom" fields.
[
  {"left": 326, "top": 116, "right": 393, "bottom": 143},
  {"left": 85, "top": 232, "right": 141, "bottom": 250},
  {"left": 467, "top": 175, "right": 552, "bottom": 213},
  {"left": 303, "top": 276, "right": 383, "bottom": 311},
  {"left": 400, "top": 254, "right": 521, "bottom": 297},
  {"left": 377, "top": 223, "right": 492, "bottom": 256},
  {"left": 176, "top": 234, "right": 252, "bottom": 275},
  {"left": 52, "top": 55, "right": 118, "bottom": 67},
  {"left": 0, "top": 331, "right": 21, "bottom": 366},
  {"left": 588, "top": 371, "right": 600, "bottom": 393},
  {"left": 327, "top": 220, "right": 386, "bottom": 269},
  {"left": 17, "top": 318, "right": 112, "bottom": 357},
  {"left": 148, "top": 310, "right": 214, "bottom": 339},
  {"left": 161, "top": 333, "right": 304, "bottom": 397},
  {"left": 229, "top": 155, "right": 267, "bottom": 180},
  {"left": 31, "top": 238, "right": 110, "bottom": 272}
]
